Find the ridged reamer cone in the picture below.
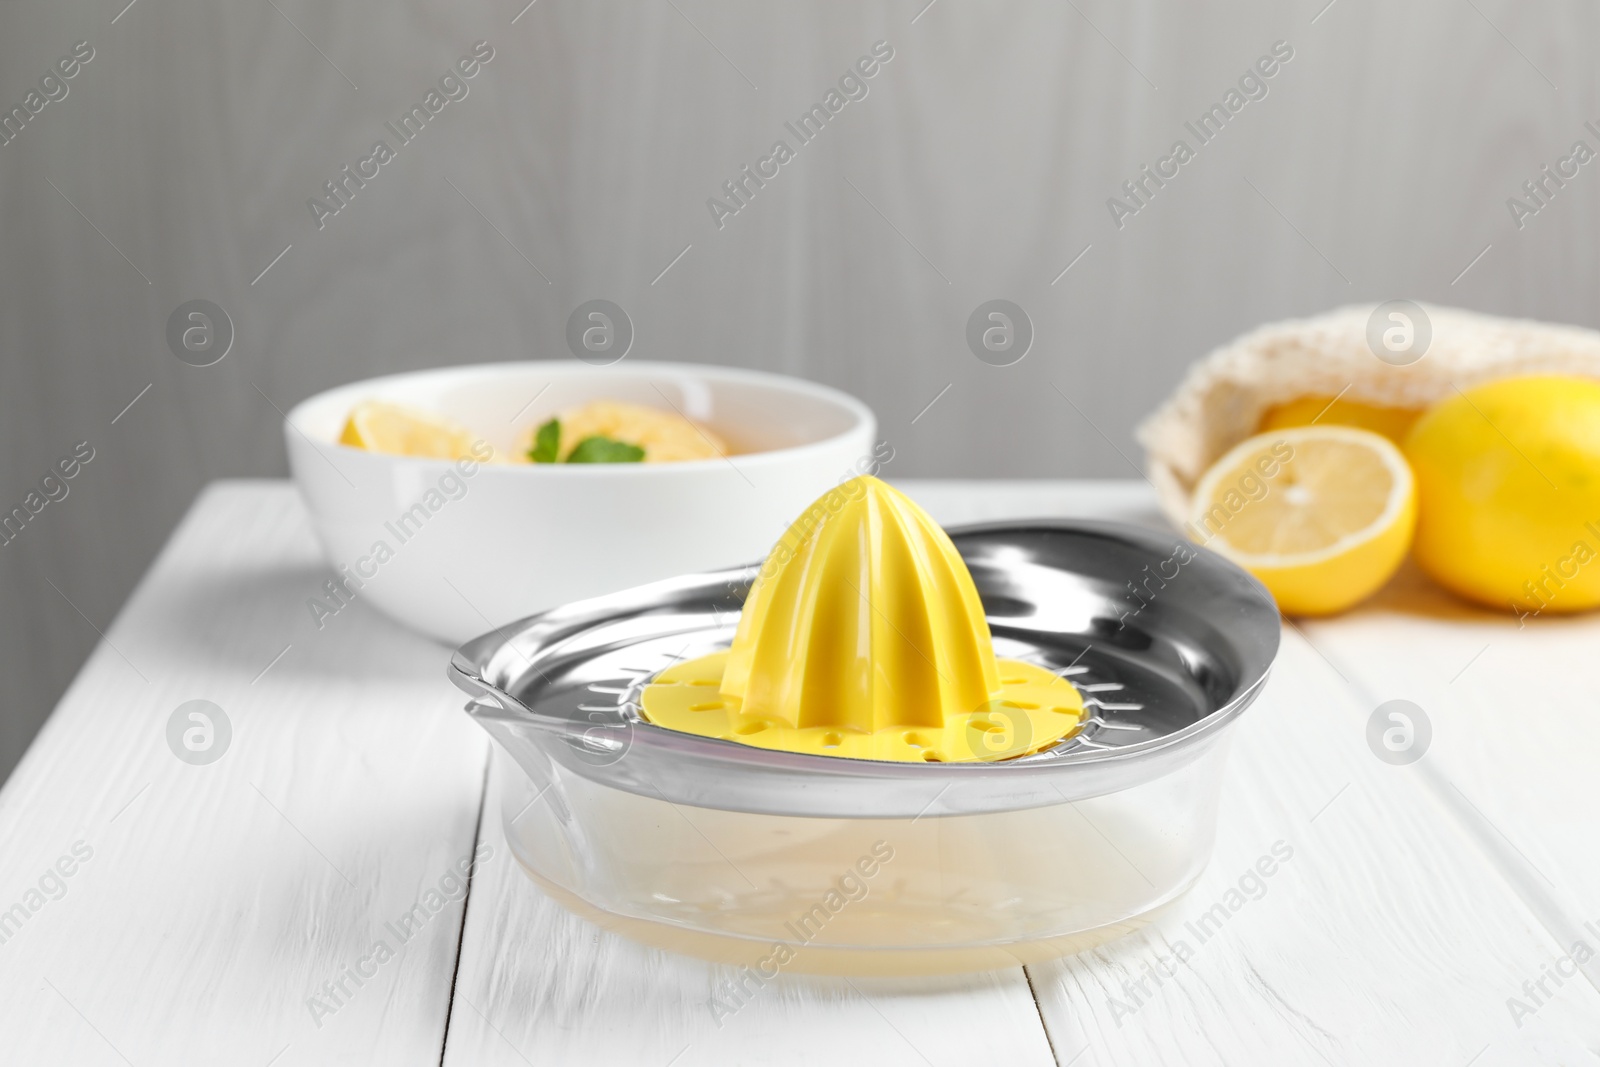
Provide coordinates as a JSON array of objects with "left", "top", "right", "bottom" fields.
[{"left": 719, "top": 477, "right": 1001, "bottom": 732}]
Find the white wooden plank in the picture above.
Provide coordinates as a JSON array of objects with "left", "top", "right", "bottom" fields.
[
  {"left": 1027, "top": 628, "right": 1600, "bottom": 1066},
  {"left": 441, "top": 752, "right": 1057, "bottom": 1067},
  {"left": 1302, "top": 562, "right": 1600, "bottom": 985},
  {"left": 0, "top": 481, "right": 488, "bottom": 1065}
]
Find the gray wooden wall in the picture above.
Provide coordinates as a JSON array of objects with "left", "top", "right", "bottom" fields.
[{"left": 2, "top": 0, "right": 1595, "bottom": 783}]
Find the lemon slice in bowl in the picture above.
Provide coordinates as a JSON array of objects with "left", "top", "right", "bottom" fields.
[
  {"left": 514, "top": 400, "right": 728, "bottom": 464},
  {"left": 339, "top": 401, "right": 482, "bottom": 460},
  {"left": 1187, "top": 426, "right": 1416, "bottom": 616}
]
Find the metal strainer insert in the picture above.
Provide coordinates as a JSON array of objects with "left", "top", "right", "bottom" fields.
[{"left": 450, "top": 520, "right": 1280, "bottom": 819}]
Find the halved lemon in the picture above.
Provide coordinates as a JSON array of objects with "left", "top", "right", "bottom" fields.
[
  {"left": 339, "top": 400, "right": 482, "bottom": 460},
  {"left": 1187, "top": 426, "right": 1417, "bottom": 616}
]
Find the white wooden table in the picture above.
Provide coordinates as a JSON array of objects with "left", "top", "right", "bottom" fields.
[{"left": 4, "top": 479, "right": 1599, "bottom": 1066}]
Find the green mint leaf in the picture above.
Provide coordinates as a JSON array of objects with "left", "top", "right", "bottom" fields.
[
  {"left": 528, "top": 417, "right": 561, "bottom": 463},
  {"left": 565, "top": 435, "right": 645, "bottom": 464}
]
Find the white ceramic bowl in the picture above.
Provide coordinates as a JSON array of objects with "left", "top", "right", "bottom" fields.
[{"left": 284, "top": 362, "right": 878, "bottom": 643}]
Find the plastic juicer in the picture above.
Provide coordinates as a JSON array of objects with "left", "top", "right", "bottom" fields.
[{"left": 449, "top": 478, "right": 1280, "bottom": 975}]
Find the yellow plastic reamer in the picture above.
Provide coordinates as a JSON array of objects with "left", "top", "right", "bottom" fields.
[{"left": 641, "top": 477, "right": 1085, "bottom": 762}]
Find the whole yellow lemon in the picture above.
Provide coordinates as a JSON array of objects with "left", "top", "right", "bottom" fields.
[{"left": 1405, "top": 375, "right": 1600, "bottom": 615}]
